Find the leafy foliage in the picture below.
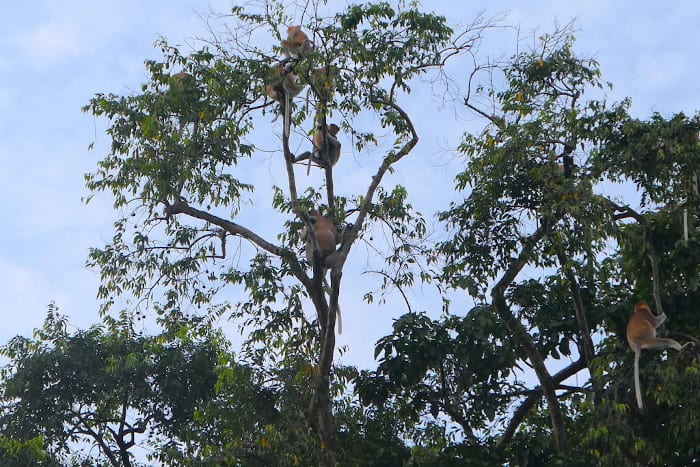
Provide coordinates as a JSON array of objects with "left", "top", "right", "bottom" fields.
[
  {"left": 2, "top": 2, "right": 700, "bottom": 466},
  {"left": 0, "top": 306, "right": 222, "bottom": 466},
  {"left": 0, "top": 435, "right": 55, "bottom": 467}
]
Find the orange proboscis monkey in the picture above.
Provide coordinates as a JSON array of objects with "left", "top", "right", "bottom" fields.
[
  {"left": 265, "top": 63, "right": 305, "bottom": 137},
  {"left": 304, "top": 209, "right": 337, "bottom": 264},
  {"left": 626, "top": 300, "right": 684, "bottom": 409},
  {"left": 294, "top": 124, "right": 341, "bottom": 173},
  {"left": 302, "top": 209, "right": 342, "bottom": 334},
  {"left": 170, "top": 72, "right": 195, "bottom": 91},
  {"left": 280, "top": 25, "right": 314, "bottom": 57}
]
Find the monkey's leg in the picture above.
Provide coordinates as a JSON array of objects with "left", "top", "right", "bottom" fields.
[{"left": 293, "top": 151, "right": 312, "bottom": 163}]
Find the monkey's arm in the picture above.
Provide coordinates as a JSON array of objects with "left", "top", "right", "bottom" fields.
[{"left": 650, "top": 312, "right": 667, "bottom": 328}]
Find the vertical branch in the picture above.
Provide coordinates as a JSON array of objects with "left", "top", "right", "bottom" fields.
[
  {"left": 324, "top": 157, "right": 335, "bottom": 212},
  {"left": 282, "top": 130, "right": 305, "bottom": 220},
  {"left": 305, "top": 256, "right": 338, "bottom": 466},
  {"left": 491, "top": 220, "right": 569, "bottom": 452},
  {"left": 645, "top": 238, "right": 664, "bottom": 317},
  {"left": 556, "top": 249, "right": 595, "bottom": 369},
  {"left": 609, "top": 201, "right": 664, "bottom": 315},
  {"left": 313, "top": 102, "right": 335, "bottom": 212}
]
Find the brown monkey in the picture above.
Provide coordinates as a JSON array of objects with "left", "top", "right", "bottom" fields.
[
  {"left": 303, "top": 209, "right": 337, "bottom": 262},
  {"left": 170, "top": 72, "right": 195, "bottom": 90},
  {"left": 294, "top": 124, "right": 341, "bottom": 171},
  {"left": 557, "top": 144, "right": 575, "bottom": 178},
  {"left": 302, "top": 209, "right": 342, "bottom": 334},
  {"left": 169, "top": 72, "right": 200, "bottom": 101},
  {"left": 626, "top": 300, "right": 684, "bottom": 409},
  {"left": 280, "top": 25, "right": 314, "bottom": 57},
  {"left": 265, "top": 63, "right": 305, "bottom": 137}
]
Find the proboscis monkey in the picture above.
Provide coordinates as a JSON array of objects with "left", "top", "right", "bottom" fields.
[
  {"left": 294, "top": 124, "right": 341, "bottom": 173},
  {"left": 302, "top": 209, "right": 342, "bottom": 334},
  {"left": 304, "top": 209, "right": 337, "bottom": 263},
  {"left": 169, "top": 72, "right": 201, "bottom": 101},
  {"left": 626, "top": 300, "right": 684, "bottom": 409},
  {"left": 555, "top": 144, "right": 575, "bottom": 178},
  {"left": 280, "top": 25, "right": 314, "bottom": 57},
  {"left": 557, "top": 155, "right": 574, "bottom": 178},
  {"left": 265, "top": 63, "right": 305, "bottom": 137},
  {"left": 170, "top": 72, "right": 195, "bottom": 90}
]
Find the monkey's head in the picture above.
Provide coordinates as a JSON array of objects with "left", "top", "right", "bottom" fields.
[
  {"left": 328, "top": 124, "right": 340, "bottom": 137},
  {"left": 170, "top": 72, "right": 197, "bottom": 93},
  {"left": 308, "top": 209, "right": 321, "bottom": 223},
  {"left": 634, "top": 300, "right": 649, "bottom": 312}
]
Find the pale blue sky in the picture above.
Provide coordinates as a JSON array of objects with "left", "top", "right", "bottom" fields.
[{"left": 1, "top": 1, "right": 699, "bottom": 371}]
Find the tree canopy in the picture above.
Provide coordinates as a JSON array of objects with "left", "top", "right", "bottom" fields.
[{"left": 2, "top": 1, "right": 699, "bottom": 466}]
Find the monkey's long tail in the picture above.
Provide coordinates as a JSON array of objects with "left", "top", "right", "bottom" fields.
[
  {"left": 283, "top": 87, "right": 291, "bottom": 138},
  {"left": 634, "top": 350, "right": 643, "bottom": 410},
  {"left": 336, "top": 306, "right": 343, "bottom": 335},
  {"left": 323, "top": 276, "right": 342, "bottom": 335}
]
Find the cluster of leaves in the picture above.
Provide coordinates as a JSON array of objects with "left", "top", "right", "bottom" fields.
[
  {"left": 0, "top": 435, "right": 55, "bottom": 466},
  {"left": 0, "top": 306, "right": 223, "bottom": 465}
]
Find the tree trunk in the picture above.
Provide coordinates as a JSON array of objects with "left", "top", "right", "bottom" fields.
[{"left": 307, "top": 264, "right": 340, "bottom": 466}]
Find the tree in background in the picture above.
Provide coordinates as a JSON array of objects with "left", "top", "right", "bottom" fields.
[{"left": 358, "top": 27, "right": 700, "bottom": 465}]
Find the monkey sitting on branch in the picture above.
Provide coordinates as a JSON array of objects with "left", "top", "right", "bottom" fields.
[
  {"left": 293, "top": 123, "right": 341, "bottom": 174},
  {"left": 301, "top": 209, "right": 343, "bottom": 334},
  {"left": 280, "top": 25, "right": 315, "bottom": 58},
  {"left": 265, "top": 62, "right": 305, "bottom": 137}
]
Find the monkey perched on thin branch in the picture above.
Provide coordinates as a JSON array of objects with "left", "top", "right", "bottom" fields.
[
  {"left": 294, "top": 124, "right": 341, "bottom": 174},
  {"left": 281, "top": 25, "right": 314, "bottom": 58}
]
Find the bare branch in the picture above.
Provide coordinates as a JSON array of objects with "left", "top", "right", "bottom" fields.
[
  {"left": 606, "top": 200, "right": 665, "bottom": 315},
  {"left": 333, "top": 99, "right": 419, "bottom": 272},
  {"left": 165, "top": 199, "right": 281, "bottom": 256},
  {"left": 363, "top": 269, "right": 413, "bottom": 313}
]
